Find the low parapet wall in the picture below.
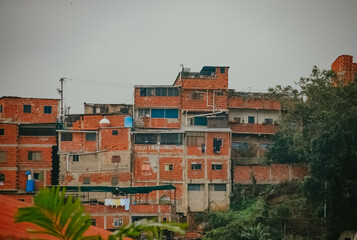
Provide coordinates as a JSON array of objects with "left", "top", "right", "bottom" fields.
[{"left": 234, "top": 164, "right": 309, "bottom": 184}]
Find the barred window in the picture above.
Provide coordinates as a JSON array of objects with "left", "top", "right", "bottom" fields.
[
  {"left": 160, "top": 133, "right": 182, "bottom": 145},
  {"left": 214, "top": 184, "right": 226, "bottom": 191},
  {"left": 73, "top": 155, "right": 79, "bottom": 162},
  {"left": 23, "top": 105, "right": 31, "bottom": 113},
  {"left": 83, "top": 177, "right": 90, "bottom": 184},
  {"left": 111, "top": 177, "right": 119, "bottom": 186},
  {"left": 61, "top": 133, "right": 73, "bottom": 141},
  {"left": 135, "top": 134, "right": 157, "bottom": 144},
  {"left": 112, "top": 156, "right": 121, "bottom": 163},
  {"left": 138, "top": 108, "right": 150, "bottom": 117}
]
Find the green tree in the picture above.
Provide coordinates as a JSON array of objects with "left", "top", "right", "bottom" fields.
[
  {"left": 241, "top": 223, "right": 271, "bottom": 240},
  {"left": 267, "top": 66, "right": 357, "bottom": 239},
  {"left": 15, "top": 186, "right": 97, "bottom": 240}
]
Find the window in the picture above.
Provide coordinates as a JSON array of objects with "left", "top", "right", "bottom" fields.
[
  {"left": 0, "top": 128, "right": 4, "bottom": 135},
  {"left": 214, "top": 184, "right": 227, "bottom": 191},
  {"left": 83, "top": 177, "right": 90, "bottom": 184},
  {"left": 142, "top": 163, "right": 151, "bottom": 171},
  {"left": 156, "top": 88, "right": 168, "bottom": 96},
  {"left": 73, "top": 155, "right": 79, "bottom": 162},
  {"left": 248, "top": 116, "right": 255, "bottom": 124},
  {"left": 44, "top": 106, "right": 52, "bottom": 114},
  {"left": 168, "top": 88, "right": 179, "bottom": 96},
  {"left": 212, "top": 164, "right": 223, "bottom": 170},
  {"left": 112, "top": 156, "right": 121, "bottom": 163},
  {"left": 140, "top": 88, "right": 154, "bottom": 96},
  {"left": 138, "top": 108, "right": 150, "bottom": 117},
  {"left": 165, "top": 109, "right": 179, "bottom": 118},
  {"left": 192, "top": 116, "right": 207, "bottom": 126},
  {"left": 232, "top": 142, "right": 248, "bottom": 150},
  {"left": 191, "top": 163, "right": 202, "bottom": 170},
  {"left": 112, "top": 130, "right": 118, "bottom": 135},
  {"left": 191, "top": 93, "right": 202, "bottom": 100},
  {"left": 0, "top": 105, "right": 2, "bottom": 113},
  {"left": 213, "top": 138, "right": 222, "bottom": 153},
  {"left": 260, "top": 143, "right": 272, "bottom": 150},
  {"left": 90, "top": 219, "right": 96, "bottom": 226},
  {"left": 135, "top": 134, "right": 157, "bottom": 144},
  {"left": 160, "top": 133, "right": 182, "bottom": 145},
  {"left": 151, "top": 109, "right": 165, "bottom": 118},
  {"left": 111, "top": 176, "right": 119, "bottom": 186},
  {"left": 165, "top": 164, "right": 173, "bottom": 171},
  {"left": 187, "top": 133, "right": 205, "bottom": 146},
  {"left": 86, "top": 133, "right": 96, "bottom": 141},
  {"left": 61, "top": 133, "right": 73, "bottom": 141},
  {"left": 23, "top": 105, "right": 31, "bottom": 113},
  {"left": 234, "top": 117, "right": 241, "bottom": 123},
  {"left": 220, "top": 67, "right": 225, "bottom": 74},
  {"left": 0, "top": 151, "right": 5, "bottom": 161},
  {"left": 264, "top": 118, "right": 273, "bottom": 124},
  {"left": 0, "top": 173, "right": 5, "bottom": 181},
  {"left": 28, "top": 151, "right": 41, "bottom": 160},
  {"left": 188, "top": 184, "right": 201, "bottom": 191},
  {"left": 216, "top": 91, "right": 224, "bottom": 96},
  {"left": 34, "top": 173, "right": 44, "bottom": 181}
]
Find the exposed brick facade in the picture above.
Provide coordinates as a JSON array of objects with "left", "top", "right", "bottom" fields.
[{"left": 331, "top": 55, "right": 357, "bottom": 84}]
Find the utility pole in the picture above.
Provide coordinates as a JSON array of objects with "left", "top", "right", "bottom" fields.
[{"left": 58, "top": 78, "right": 65, "bottom": 124}]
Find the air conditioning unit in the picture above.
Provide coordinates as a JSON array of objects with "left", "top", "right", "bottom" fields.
[{"left": 113, "top": 218, "right": 123, "bottom": 228}]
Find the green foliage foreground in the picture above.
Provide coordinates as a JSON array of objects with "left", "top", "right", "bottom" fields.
[{"left": 15, "top": 186, "right": 186, "bottom": 240}]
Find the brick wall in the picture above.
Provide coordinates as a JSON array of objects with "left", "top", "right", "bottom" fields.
[
  {"left": 233, "top": 164, "right": 309, "bottom": 184},
  {"left": 331, "top": 55, "right": 357, "bottom": 84},
  {"left": 0, "top": 97, "right": 59, "bottom": 123},
  {"left": 134, "top": 88, "right": 181, "bottom": 108},
  {"left": 228, "top": 97, "right": 281, "bottom": 109}
]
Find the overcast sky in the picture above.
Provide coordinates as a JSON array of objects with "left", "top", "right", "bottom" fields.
[{"left": 1, "top": 0, "right": 357, "bottom": 113}]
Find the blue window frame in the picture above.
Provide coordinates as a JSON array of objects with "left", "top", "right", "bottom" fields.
[
  {"left": 194, "top": 116, "right": 207, "bottom": 126},
  {"left": 151, "top": 109, "right": 178, "bottom": 119},
  {"left": 44, "top": 106, "right": 52, "bottom": 114}
]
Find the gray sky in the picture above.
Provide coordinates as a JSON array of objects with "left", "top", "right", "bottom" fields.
[{"left": 1, "top": 0, "right": 357, "bottom": 113}]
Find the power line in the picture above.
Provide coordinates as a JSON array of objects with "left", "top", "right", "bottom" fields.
[{"left": 65, "top": 78, "right": 133, "bottom": 87}]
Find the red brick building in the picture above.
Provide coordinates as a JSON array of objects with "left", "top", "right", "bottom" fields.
[
  {"left": 331, "top": 55, "right": 357, "bottom": 84},
  {"left": 0, "top": 97, "right": 59, "bottom": 200}
]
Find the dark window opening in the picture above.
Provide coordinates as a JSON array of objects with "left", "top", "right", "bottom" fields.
[
  {"left": 216, "top": 91, "right": 224, "bottom": 96},
  {"left": 213, "top": 138, "right": 222, "bottom": 153},
  {"left": 248, "top": 116, "right": 255, "bottom": 124},
  {"left": 0, "top": 174, "right": 5, "bottom": 181},
  {"left": 61, "top": 133, "right": 73, "bottom": 141},
  {"left": 44, "top": 106, "right": 52, "bottom": 114},
  {"left": 0, "top": 105, "right": 2, "bottom": 113},
  {"left": 264, "top": 118, "right": 273, "bottom": 124},
  {"left": 191, "top": 93, "right": 202, "bottom": 100},
  {"left": 188, "top": 184, "right": 201, "bottom": 191},
  {"left": 23, "top": 105, "right": 31, "bottom": 113},
  {"left": 28, "top": 151, "right": 41, "bottom": 160},
  {"left": 160, "top": 133, "right": 182, "bottom": 145},
  {"left": 112, "top": 156, "right": 121, "bottom": 163},
  {"left": 138, "top": 108, "right": 150, "bottom": 117},
  {"left": 232, "top": 142, "right": 248, "bottom": 150},
  {"left": 0, "top": 128, "right": 4, "bottom": 135},
  {"left": 135, "top": 134, "right": 157, "bottom": 144},
  {"left": 165, "top": 164, "right": 173, "bottom": 171},
  {"left": 83, "top": 177, "right": 90, "bottom": 184},
  {"left": 90, "top": 219, "right": 96, "bottom": 226},
  {"left": 86, "top": 133, "right": 96, "bottom": 141},
  {"left": 19, "top": 128, "right": 56, "bottom": 136},
  {"left": 73, "top": 155, "right": 79, "bottom": 162},
  {"left": 140, "top": 88, "right": 154, "bottom": 96},
  {"left": 34, "top": 173, "right": 44, "bottom": 181},
  {"left": 112, "top": 130, "right": 118, "bottom": 135},
  {"left": 212, "top": 164, "right": 223, "bottom": 170},
  {"left": 214, "top": 184, "right": 226, "bottom": 191},
  {"left": 220, "top": 67, "right": 225, "bottom": 74},
  {"left": 191, "top": 163, "right": 202, "bottom": 170}
]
